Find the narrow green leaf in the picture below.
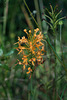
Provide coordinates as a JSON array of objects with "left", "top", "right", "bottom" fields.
[
  {"left": 55, "top": 10, "right": 62, "bottom": 18},
  {"left": 43, "top": 19, "right": 53, "bottom": 29},
  {"left": 50, "top": 4, "right": 54, "bottom": 15},
  {"left": 55, "top": 16, "right": 66, "bottom": 25},
  {"left": 46, "top": 8, "right": 52, "bottom": 17},
  {"left": 44, "top": 14, "right": 53, "bottom": 23},
  {"left": 61, "top": 84, "right": 67, "bottom": 99}
]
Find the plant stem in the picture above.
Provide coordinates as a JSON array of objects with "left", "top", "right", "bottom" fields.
[
  {"left": 54, "top": 31, "right": 57, "bottom": 100},
  {"left": 29, "top": 74, "right": 33, "bottom": 100},
  {"left": 60, "top": 25, "right": 65, "bottom": 66},
  {"left": 21, "top": 4, "right": 34, "bottom": 30},
  {"left": 0, "top": 25, "right": 4, "bottom": 48},
  {"left": 3, "top": 0, "right": 9, "bottom": 35},
  {"left": 34, "top": 0, "right": 42, "bottom": 31}
]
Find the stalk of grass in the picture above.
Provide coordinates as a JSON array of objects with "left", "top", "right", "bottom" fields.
[
  {"left": 2, "top": 0, "right": 9, "bottom": 52},
  {"left": 28, "top": 74, "right": 33, "bottom": 100},
  {"left": 3, "top": 0, "right": 9, "bottom": 35},
  {"left": 39, "top": 0, "right": 48, "bottom": 33},
  {"left": 34, "top": 0, "right": 42, "bottom": 31},
  {"left": 28, "top": 93, "right": 30, "bottom": 100},
  {"left": 59, "top": 21, "right": 65, "bottom": 66},
  {"left": 23, "top": 0, "right": 40, "bottom": 29},
  {"left": 21, "top": 4, "right": 34, "bottom": 30},
  {"left": 60, "top": 84, "right": 67, "bottom": 99},
  {"left": 59, "top": 21, "right": 66, "bottom": 100},
  {"left": 0, "top": 25, "right": 4, "bottom": 48},
  {"left": 6, "top": 89, "right": 11, "bottom": 100},
  {"left": 53, "top": 29, "right": 57, "bottom": 100}
]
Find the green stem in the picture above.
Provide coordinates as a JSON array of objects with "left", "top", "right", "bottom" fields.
[
  {"left": 0, "top": 25, "right": 4, "bottom": 49},
  {"left": 54, "top": 31, "right": 57, "bottom": 100},
  {"left": 28, "top": 92, "right": 30, "bottom": 100},
  {"left": 3, "top": 0, "right": 9, "bottom": 35},
  {"left": 60, "top": 25, "right": 65, "bottom": 66},
  {"left": 23, "top": 0, "right": 39, "bottom": 29},
  {"left": 29, "top": 74, "right": 33, "bottom": 100}
]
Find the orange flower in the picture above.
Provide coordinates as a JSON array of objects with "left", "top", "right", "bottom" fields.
[
  {"left": 41, "top": 46, "right": 44, "bottom": 50},
  {"left": 29, "top": 42, "right": 36, "bottom": 54},
  {"left": 34, "top": 33, "right": 37, "bottom": 37},
  {"left": 29, "top": 30, "right": 31, "bottom": 33},
  {"left": 29, "top": 42, "right": 33, "bottom": 50},
  {"left": 15, "top": 59, "right": 22, "bottom": 66},
  {"left": 34, "top": 28, "right": 39, "bottom": 32},
  {"left": 26, "top": 67, "right": 32, "bottom": 74},
  {"left": 17, "top": 44, "right": 26, "bottom": 54},
  {"left": 22, "top": 56, "right": 28, "bottom": 64},
  {"left": 29, "top": 58, "right": 36, "bottom": 66},
  {"left": 24, "top": 29, "right": 28, "bottom": 35},
  {"left": 23, "top": 65, "right": 26, "bottom": 70},
  {"left": 24, "top": 29, "right": 27, "bottom": 32}
]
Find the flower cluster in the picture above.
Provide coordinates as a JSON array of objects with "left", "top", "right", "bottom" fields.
[{"left": 15, "top": 28, "right": 45, "bottom": 76}]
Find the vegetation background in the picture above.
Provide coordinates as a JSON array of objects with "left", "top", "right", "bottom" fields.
[{"left": 0, "top": 0, "right": 67, "bottom": 100}]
